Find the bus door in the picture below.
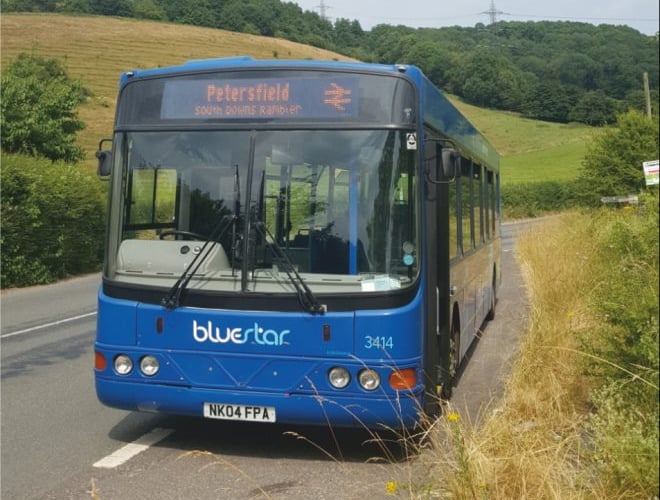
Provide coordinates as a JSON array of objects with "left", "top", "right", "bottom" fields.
[{"left": 422, "top": 137, "right": 453, "bottom": 409}]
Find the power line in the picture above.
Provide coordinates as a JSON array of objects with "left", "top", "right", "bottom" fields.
[
  {"left": 316, "top": 0, "right": 331, "bottom": 22},
  {"left": 503, "top": 12, "right": 658, "bottom": 23},
  {"left": 481, "top": 1, "right": 506, "bottom": 25},
  {"left": 310, "top": 6, "right": 657, "bottom": 26},
  {"left": 299, "top": 3, "right": 658, "bottom": 33}
]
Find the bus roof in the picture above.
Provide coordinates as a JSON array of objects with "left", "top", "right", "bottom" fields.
[
  {"left": 118, "top": 56, "right": 498, "bottom": 169},
  {"left": 119, "top": 56, "right": 412, "bottom": 83}
]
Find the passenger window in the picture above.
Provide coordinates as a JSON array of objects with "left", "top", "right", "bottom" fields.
[
  {"left": 449, "top": 180, "right": 459, "bottom": 260},
  {"left": 473, "top": 164, "right": 483, "bottom": 246},
  {"left": 460, "top": 160, "right": 473, "bottom": 254}
]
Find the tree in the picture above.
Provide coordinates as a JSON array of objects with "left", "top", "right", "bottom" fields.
[
  {"left": 524, "top": 81, "right": 579, "bottom": 122},
  {"left": 549, "top": 53, "right": 601, "bottom": 90},
  {"left": 56, "top": 0, "right": 91, "bottom": 13},
  {"left": 578, "top": 110, "right": 659, "bottom": 201},
  {"left": 568, "top": 90, "right": 619, "bottom": 125},
  {"left": 453, "top": 49, "right": 530, "bottom": 111},
  {"left": 333, "top": 18, "right": 364, "bottom": 49},
  {"left": 1, "top": 0, "right": 56, "bottom": 11},
  {"left": 399, "top": 40, "right": 456, "bottom": 88},
  {"left": 0, "top": 53, "right": 87, "bottom": 163},
  {"left": 89, "top": 0, "right": 132, "bottom": 16},
  {"left": 132, "top": 0, "right": 166, "bottom": 21}
]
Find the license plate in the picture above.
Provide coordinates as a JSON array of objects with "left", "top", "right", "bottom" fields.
[{"left": 203, "top": 402, "right": 276, "bottom": 423}]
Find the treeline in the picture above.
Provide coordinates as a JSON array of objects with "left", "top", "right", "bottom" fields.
[{"left": 3, "top": 0, "right": 658, "bottom": 125}]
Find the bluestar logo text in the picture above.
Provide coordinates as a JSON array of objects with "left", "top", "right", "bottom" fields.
[{"left": 192, "top": 320, "right": 290, "bottom": 346}]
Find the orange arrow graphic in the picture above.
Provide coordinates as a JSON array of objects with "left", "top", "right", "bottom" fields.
[{"left": 323, "top": 83, "right": 352, "bottom": 111}]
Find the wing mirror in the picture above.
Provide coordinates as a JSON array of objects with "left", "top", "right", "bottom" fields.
[
  {"left": 441, "top": 147, "right": 459, "bottom": 180},
  {"left": 96, "top": 138, "right": 112, "bottom": 177},
  {"left": 425, "top": 141, "right": 460, "bottom": 184}
]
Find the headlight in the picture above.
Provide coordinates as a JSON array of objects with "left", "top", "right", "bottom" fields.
[
  {"left": 140, "top": 356, "right": 160, "bottom": 377},
  {"left": 358, "top": 369, "right": 381, "bottom": 391},
  {"left": 328, "top": 367, "right": 351, "bottom": 389},
  {"left": 114, "top": 354, "right": 133, "bottom": 375}
]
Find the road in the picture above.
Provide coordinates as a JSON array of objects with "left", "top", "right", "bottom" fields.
[{"left": 0, "top": 222, "right": 532, "bottom": 500}]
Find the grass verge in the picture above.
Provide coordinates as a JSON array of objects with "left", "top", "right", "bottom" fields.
[{"left": 417, "top": 202, "right": 658, "bottom": 499}]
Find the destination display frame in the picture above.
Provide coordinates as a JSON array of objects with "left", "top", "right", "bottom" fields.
[{"left": 116, "top": 69, "right": 416, "bottom": 127}]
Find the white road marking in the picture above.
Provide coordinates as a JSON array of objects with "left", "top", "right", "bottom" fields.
[
  {"left": 93, "top": 428, "right": 174, "bottom": 469},
  {"left": 0, "top": 312, "right": 97, "bottom": 339}
]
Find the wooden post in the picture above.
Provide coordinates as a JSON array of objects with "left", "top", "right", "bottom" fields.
[{"left": 643, "top": 71, "right": 652, "bottom": 119}]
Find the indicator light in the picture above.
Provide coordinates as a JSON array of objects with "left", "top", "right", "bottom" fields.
[
  {"left": 389, "top": 368, "right": 417, "bottom": 390},
  {"left": 95, "top": 351, "right": 107, "bottom": 371}
]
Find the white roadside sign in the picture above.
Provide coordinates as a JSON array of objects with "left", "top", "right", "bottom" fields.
[{"left": 642, "top": 159, "right": 659, "bottom": 186}]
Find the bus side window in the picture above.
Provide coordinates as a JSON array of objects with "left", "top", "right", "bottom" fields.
[
  {"left": 483, "top": 168, "right": 490, "bottom": 241},
  {"left": 460, "top": 159, "right": 473, "bottom": 254},
  {"left": 449, "top": 176, "right": 459, "bottom": 260},
  {"left": 473, "top": 164, "right": 483, "bottom": 246},
  {"left": 493, "top": 173, "right": 500, "bottom": 237},
  {"left": 484, "top": 169, "right": 493, "bottom": 240}
]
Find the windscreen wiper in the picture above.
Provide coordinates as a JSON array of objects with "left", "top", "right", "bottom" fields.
[
  {"left": 161, "top": 214, "right": 237, "bottom": 310},
  {"left": 230, "top": 164, "right": 241, "bottom": 270},
  {"left": 251, "top": 216, "right": 326, "bottom": 315}
]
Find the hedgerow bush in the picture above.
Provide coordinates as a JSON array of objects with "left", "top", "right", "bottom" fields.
[
  {"left": 501, "top": 180, "right": 582, "bottom": 218},
  {"left": 1, "top": 153, "right": 106, "bottom": 287},
  {"left": 585, "top": 193, "right": 659, "bottom": 496}
]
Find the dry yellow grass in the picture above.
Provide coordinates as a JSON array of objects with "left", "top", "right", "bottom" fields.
[
  {"left": 420, "top": 214, "right": 610, "bottom": 499},
  {"left": 1, "top": 13, "right": 353, "bottom": 169}
]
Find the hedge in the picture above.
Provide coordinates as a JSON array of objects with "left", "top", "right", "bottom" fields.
[
  {"left": 1, "top": 153, "right": 107, "bottom": 288},
  {"left": 501, "top": 180, "right": 583, "bottom": 219}
]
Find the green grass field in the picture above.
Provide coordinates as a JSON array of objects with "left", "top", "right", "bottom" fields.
[
  {"left": 1, "top": 13, "right": 598, "bottom": 182},
  {"left": 450, "top": 99, "right": 597, "bottom": 184}
]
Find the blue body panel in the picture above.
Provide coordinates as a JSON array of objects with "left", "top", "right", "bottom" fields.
[
  {"left": 95, "top": 284, "right": 425, "bottom": 428},
  {"left": 95, "top": 57, "right": 479, "bottom": 429},
  {"left": 96, "top": 379, "right": 421, "bottom": 427}
]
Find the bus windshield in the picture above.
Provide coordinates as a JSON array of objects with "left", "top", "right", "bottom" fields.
[{"left": 108, "top": 128, "right": 419, "bottom": 294}]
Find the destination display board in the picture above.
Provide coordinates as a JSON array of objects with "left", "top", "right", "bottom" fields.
[
  {"left": 160, "top": 77, "right": 359, "bottom": 120},
  {"left": 116, "top": 70, "right": 415, "bottom": 126}
]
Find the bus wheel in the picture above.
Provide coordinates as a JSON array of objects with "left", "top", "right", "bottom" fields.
[{"left": 442, "top": 320, "right": 460, "bottom": 400}]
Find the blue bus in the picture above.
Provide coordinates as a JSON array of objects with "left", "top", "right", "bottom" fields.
[{"left": 94, "top": 57, "right": 501, "bottom": 429}]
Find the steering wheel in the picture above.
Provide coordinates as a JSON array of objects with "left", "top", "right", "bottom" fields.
[{"left": 159, "top": 230, "right": 205, "bottom": 241}]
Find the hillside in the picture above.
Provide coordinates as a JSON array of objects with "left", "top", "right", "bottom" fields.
[
  {"left": 0, "top": 14, "right": 354, "bottom": 168},
  {"left": 1, "top": 14, "right": 596, "bottom": 182},
  {"left": 451, "top": 99, "right": 596, "bottom": 183}
]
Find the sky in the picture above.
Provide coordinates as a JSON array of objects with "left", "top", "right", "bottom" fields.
[{"left": 292, "top": 0, "right": 660, "bottom": 35}]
